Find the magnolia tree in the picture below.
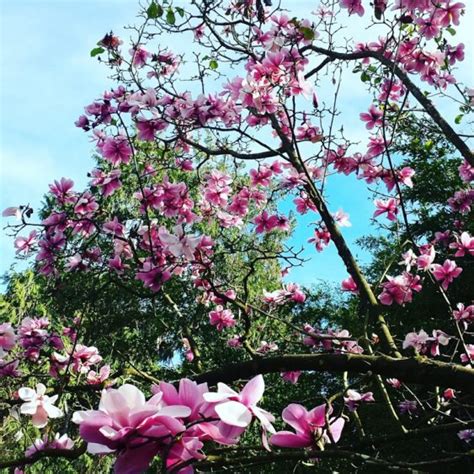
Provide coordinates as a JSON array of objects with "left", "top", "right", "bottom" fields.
[{"left": 1, "top": 0, "right": 474, "bottom": 472}]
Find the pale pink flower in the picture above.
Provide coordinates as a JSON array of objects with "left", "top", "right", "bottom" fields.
[
  {"left": 0, "top": 323, "right": 16, "bottom": 358},
  {"left": 344, "top": 390, "right": 374, "bottom": 412},
  {"left": 449, "top": 232, "right": 474, "bottom": 257},
  {"left": 19, "top": 383, "right": 63, "bottom": 428},
  {"left": 203, "top": 375, "right": 275, "bottom": 435},
  {"left": 373, "top": 198, "right": 398, "bottom": 221},
  {"left": 87, "top": 365, "right": 111, "bottom": 385},
  {"left": 25, "top": 433, "right": 74, "bottom": 457}
]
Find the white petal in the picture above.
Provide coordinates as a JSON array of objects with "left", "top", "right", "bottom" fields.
[{"left": 215, "top": 401, "right": 252, "bottom": 428}]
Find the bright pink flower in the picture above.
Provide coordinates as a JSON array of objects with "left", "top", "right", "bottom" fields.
[
  {"left": 49, "top": 178, "right": 75, "bottom": 204},
  {"left": 130, "top": 46, "right": 151, "bottom": 67},
  {"left": 19, "top": 383, "right": 63, "bottom": 428},
  {"left": 341, "top": 276, "right": 359, "bottom": 294},
  {"left": 359, "top": 104, "right": 383, "bottom": 129},
  {"left": 281, "top": 371, "right": 301, "bottom": 384},
  {"left": 431, "top": 259, "right": 463, "bottom": 290},
  {"left": 270, "top": 403, "right": 344, "bottom": 449},
  {"left": 379, "top": 273, "right": 421, "bottom": 305},
  {"left": 209, "top": 306, "right": 236, "bottom": 331},
  {"left": 386, "top": 378, "right": 402, "bottom": 389},
  {"left": 340, "top": 0, "right": 364, "bottom": 16},
  {"left": 416, "top": 245, "right": 435, "bottom": 271},
  {"left": 73, "top": 384, "right": 191, "bottom": 473},
  {"left": 136, "top": 261, "right": 172, "bottom": 292},
  {"left": 308, "top": 227, "right": 331, "bottom": 252},
  {"left": 101, "top": 136, "right": 132, "bottom": 166},
  {"left": 453, "top": 303, "right": 474, "bottom": 328},
  {"left": 373, "top": 198, "right": 398, "bottom": 221}
]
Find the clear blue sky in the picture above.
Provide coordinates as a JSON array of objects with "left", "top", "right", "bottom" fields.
[{"left": 1, "top": 1, "right": 472, "bottom": 288}]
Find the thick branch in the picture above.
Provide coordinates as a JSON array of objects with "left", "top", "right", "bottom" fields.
[
  {"left": 194, "top": 353, "right": 474, "bottom": 391},
  {"left": 303, "top": 46, "right": 473, "bottom": 166}
]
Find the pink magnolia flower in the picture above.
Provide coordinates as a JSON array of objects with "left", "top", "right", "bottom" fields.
[
  {"left": 101, "top": 136, "right": 132, "bottom": 166},
  {"left": 203, "top": 375, "right": 275, "bottom": 434},
  {"left": 341, "top": 276, "right": 359, "bottom": 294},
  {"left": 159, "top": 225, "right": 201, "bottom": 261},
  {"left": 449, "top": 232, "right": 474, "bottom": 257},
  {"left": 359, "top": 104, "right": 383, "bottom": 129},
  {"left": 453, "top": 303, "right": 474, "bottom": 328},
  {"left": 386, "top": 378, "right": 402, "bottom": 389},
  {"left": 256, "top": 341, "right": 278, "bottom": 354},
  {"left": 0, "top": 322, "right": 16, "bottom": 358},
  {"left": 460, "top": 344, "right": 474, "bottom": 364},
  {"left": 340, "top": 0, "right": 364, "bottom": 16},
  {"left": 73, "top": 384, "right": 191, "bottom": 473},
  {"left": 209, "top": 306, "right": 236, "bottom": 331},
  {"left": 270, "top": 403, "right": 345, "bottom": 449},
  {"left": 379, "top": 273, "right": 421, "bottom": 306},
  {"left": 443, "top": 388, "right": 456, "bottom": 400},
  {"left": 87, "top": 365, "right": 111, "bottom": 385},
  {"left": 72, "top": 344, "right": 103, "bottom": 374},
  {"left": 19, "top": 383, "right": 63, "bottom": 428},
  {"left": 14, "top": 231, "right": 38, "bottom": 254},
  {"left": 416, "top": 245, "right": 436, "bottom": 271},
  {"left": 333, "top": 209, "right": 351, "bottom": 227},
  {"left": 373, "top": 198, "right": 398, "bottom": 221},
  {"left": 2, "top": 206, "right": 22, "bottom": 219},
  {"left": 344, "top": 390, "right": 374, "bottom": 412},
  {"left": 403, "top": 329, "right": 450, "bottom": 356},
  {"left": 281, "top": 371, "right": 301, "bottom": 384},
  {"left": 431, "top": 259, "right": 463, "bottom": 290},
  {"left": 25, "top": 433, "right": 74, "bottom": 457}
]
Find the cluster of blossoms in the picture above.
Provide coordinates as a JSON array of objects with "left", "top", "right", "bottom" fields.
[
  {"left": 403, "top": 329, "right": 450, "bottom": 357},
  {"left": 0, "top": 317, "right": 110, "bottom": 386},
  {"left": 70, "top": 376, "right": 344, "bottom": 472}
]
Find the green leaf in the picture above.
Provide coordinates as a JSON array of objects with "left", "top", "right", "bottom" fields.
[
  {"left": 454, "top": 114, "right": 463, "bottom": 124},
  {"left": 361, "top": 71, "right": 370, "bottom": 82},
  {"left": 90, "top": 47, "right": 105, "bottom": 57},
  {"left": 166, "top": 8, "right": 176, "bottom": 25},
  {"left": 176, "top": 7, "right": 185, "bottom": 17},
  {"left": 209, "top": 59, "right": 218, "bottom": 70},
  {"left": 446, "top": 27, "right": 456, "bottom": 36},
  {"left": 299, "top": 26, "right": 315, "bottom": 41},
  {"left": 147, "top": 2, "right": 163, "bottom": 19}
]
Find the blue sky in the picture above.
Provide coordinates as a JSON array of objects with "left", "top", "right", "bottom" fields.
[{"left": 1, "top": 1, "right": 472, "bottom": 289}]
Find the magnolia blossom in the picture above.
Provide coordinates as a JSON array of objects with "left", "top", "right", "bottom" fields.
[
  {"left": 19, "top": 383, "right": 63, "bottom": 428},
  {"left": 281, "top": 371, "right": 302, "bottom": 384},
  {"left": 449, "top": 232, "right": 474, "bottom": 257},
  {"left": 270, "top": 403, "right": 345, "bottom": 449},
  {"left": 203, "top": 375, "right": 275, "bottom": 436},
  {"left": 73, "top": 384, "right": 192, "bottom": 473},
  {"left": 344, "top": 390, "right": 375, "bottom": 412},
  {"left": 373, "top": 198, "right": 398, "bottom": 221},
  {"left": 0, "top": 322, "right": 16, "bottom": 358},
  {"left": 341, "top": 276, "right": 358, "bottom": 294},
  {"left": 431, "top": 259, "right": 463, "bottom": 290},
  {"left": 25, "top": 433, "right": 74, "bottom": 457},
  {"left": 453, "top": 303, "right": 474, "bottom": 328},
  {"left": 460, "top": 344, "right": 474, "bottom": 364},
  {"left": 403, "top": 329, "right": 450, "bottom": 356},
  {"left": 209, "top": 306, "right": 236, "bottom": 331}
]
